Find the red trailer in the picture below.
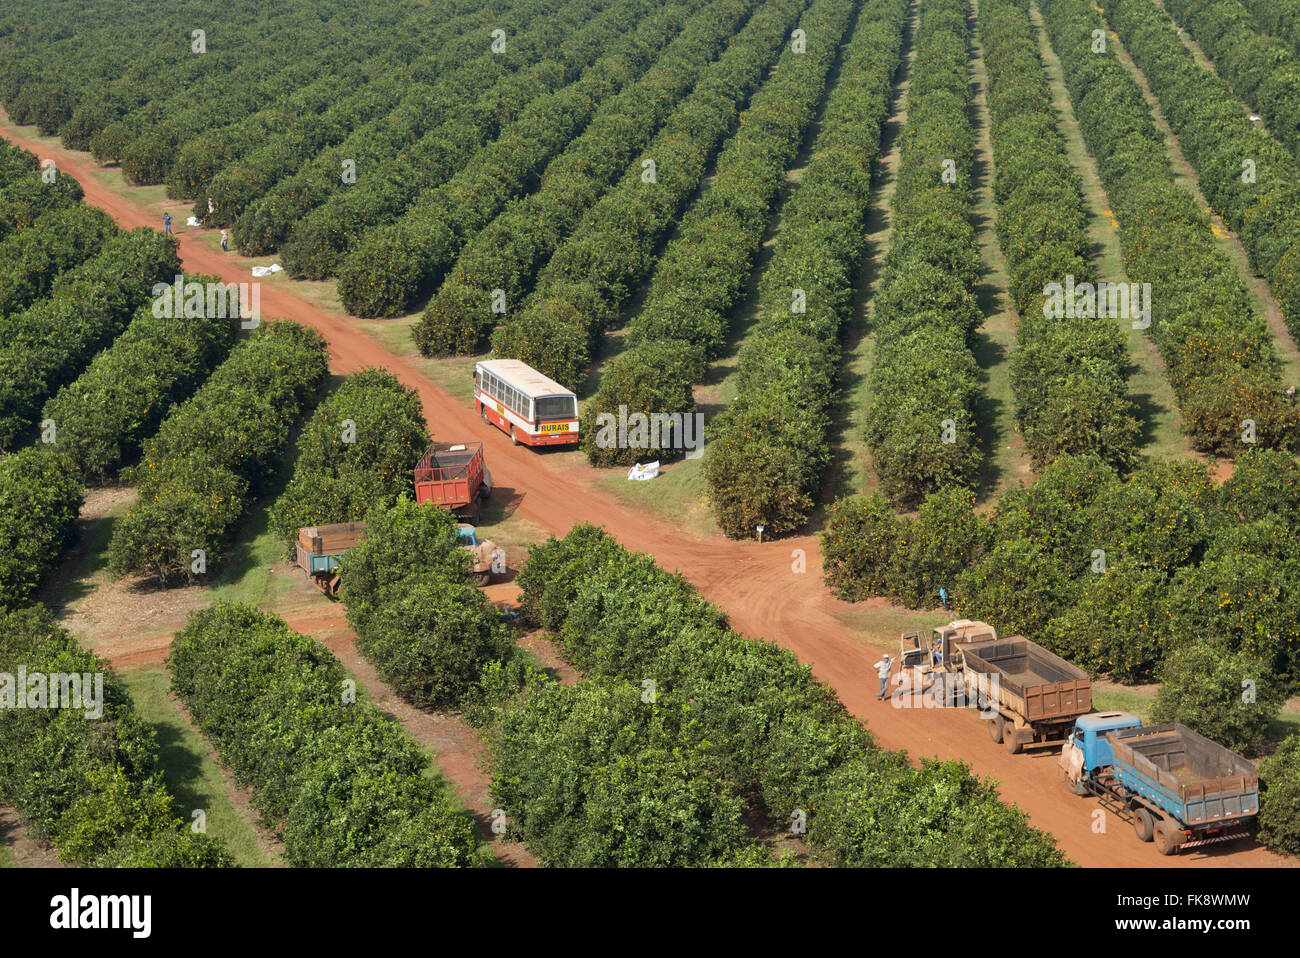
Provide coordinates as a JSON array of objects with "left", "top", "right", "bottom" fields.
[{"left": 413, "top": 441, "right": 493, "bottom": 524}]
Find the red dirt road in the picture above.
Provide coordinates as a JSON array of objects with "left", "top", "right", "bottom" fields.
[{"left": 7, "top": 120, "right": 1288, "bottom": 868}]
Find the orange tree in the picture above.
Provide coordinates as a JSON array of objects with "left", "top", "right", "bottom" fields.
[
  {"left": 268, "top": 368, "right": 427, "bottom": 549},
  {"left": 512, "top": 523, "right": 1069, "bottom": 866},
  {"left": 0, "top": 228, "right": 181, "bottom": 450},
  {"left": 169, "top": 602, "right": 482, "bottom": 867},
  {"left": 0, "top": 605, "right": 232, "bottom": 866},
  {"left": 704, "top": 0, "right": 907, "bottom": 536},
  {"left": 862, "top": 0, "right": 984, "bottom": 504},
  {"left": 108, "top": 321, "right": 328, "bottom": 585},
  {"left": 0, "top": 449, "right": 83, "bottom": 611},
  {"left": 413, "top": 0, "right": 761, "bottom": 356},
  {"left": 339, "top": 498, "right": 512, "bottom": 711},
  {"left": 488, "top": 0, "right": 809, "bottom": 380}
]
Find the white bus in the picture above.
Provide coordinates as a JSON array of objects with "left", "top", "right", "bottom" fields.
[{"left": 474, "top": 359, "right": 579, "bottom": 447}]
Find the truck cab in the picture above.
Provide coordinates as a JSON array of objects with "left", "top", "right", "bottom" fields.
[
  {"left": 1068, "top": 711, "right": 1143, "bottom": 775},
  {"left": 1059, "top": 711, "right": 1142, "bottom": 793}
]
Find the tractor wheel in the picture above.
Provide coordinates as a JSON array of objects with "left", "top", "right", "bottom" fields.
[
  {"left": 1133, "top": 807, "right": 1155, "bottom": 843},
  {"left": 1153, "top": 820, "right": 1181, "bottom": 856},
  {"left": 1004, "top": 724, "right": 1022, "bottom": 754},
  {"left": 987, "top": 715, "right": 1004, "bottom": 743}
]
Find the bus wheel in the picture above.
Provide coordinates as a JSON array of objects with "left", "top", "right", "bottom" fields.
[
  {"left": 987, "top": 714, "right": 1004, "bottom": 743},
  {"left": 480, "top": 404, "right": 487, "bottom": 423},
  {"left": 1153, "top": 820, "right": 1181, "bottom": 856},
  {"left": 1133, "top": 807, "right": 1155, "bottom": 843},
  {"left": 509, "top": 425, "right": 518, "bottom": 446}
]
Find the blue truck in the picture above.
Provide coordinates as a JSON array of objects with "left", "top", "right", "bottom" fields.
[{"left": 1058, "top": 712, "right": 1259, "bottom": 856}]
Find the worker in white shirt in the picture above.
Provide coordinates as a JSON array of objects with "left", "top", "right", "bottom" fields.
[{"left": 874, "top": 653, "right": 893, "bottom": 701}]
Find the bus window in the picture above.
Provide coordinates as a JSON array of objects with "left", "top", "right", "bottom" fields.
[{"left": 536, "top": 395, "right": 577, "bottom": 420}]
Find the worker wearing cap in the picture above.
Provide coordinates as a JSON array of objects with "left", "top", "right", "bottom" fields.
[{"left": 874, "top": 653, "right": 893, "bottom": 701}]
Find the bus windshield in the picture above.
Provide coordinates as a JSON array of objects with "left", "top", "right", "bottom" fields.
[{"left": 535, "top": 395, "right": 576, "bottom": 421}]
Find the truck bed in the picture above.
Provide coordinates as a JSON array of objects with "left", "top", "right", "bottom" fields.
[
  {"left": 962, "top": 638, "right": 1091, "bottom": 722},
  {"left": 297, "top": 521, "right": 368, "bottom": 555},
  {"left": 1109, "top": 723, "right": 1258, "bottom": 827},
  {"left": 413, "top": 442, "right": 485, "bottom": 511}
]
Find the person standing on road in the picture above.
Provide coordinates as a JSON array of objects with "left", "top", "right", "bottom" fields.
[
  {"left": 163, "top": 212, "right": 172, "bottom": 234},
  {"left": 220, "top": 229, "right": 229, "bottom": 252},
  {"left": 874, "top": 653, "right": 893, "bottom": 701}
]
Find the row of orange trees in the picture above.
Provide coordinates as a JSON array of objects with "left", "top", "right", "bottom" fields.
[
  {"left": 40, "top": 279, "right": 240, "bottom": 485},
  {"left": 412, "top": 0, "right": 765, "bottom": 356},
  {"left": 229, "top": 0, "right": 614, "bottom": 253},
  {"left": 276, "top": 0, "right": 655, "bottom": 281},
  {"left": 703, "top": 0, "right": 909, "bottom": 537},
  {"left": 1040, "top": 0, "right": 1298, "bottom": 453},
  {"left": 0, "top": 145, "right": 181, "bottom": 451},
  {"left": 1236, "top": 0, "right": 1300, "bottom": 57},
  {"left": 0, "top": 605, "right": 234, "bottom": 866},
  {"left": 979, "top": 0, "right": 1138, "bottom": 469},
  {"left": 6, "top": 0, "right": 485, "bottom": 189},
  {"left": 1105, "top": 0, "right": 1300, "bottom": 352},
  {"left": 180, "top": 0, "right": 586, "bottom": 210},
  {"left": 168, "top": 602, "right": 484, "bottom": 866},
  {"left": 268, "top": 369, "right": 429, "bottom": 549},
  {"left": 336, "top": 0, "right": 698, "bottom": 317},
  {"left": 108, "top": 322, "right": 329, "bottom": 585},
  {"left": 582, "top": 0, "right": 862, "bottom": 470},
  {"left": 0, "top": 228, "right": 181, "bottom": 450},
  {"left": 864, "top": 0, "right": 984, "bottom": 505},
  {"left": 1163, "top": 0, "right": 1300, "bottom": 164},
  {"left": 486, "top": 0, "right": 813, "bottom": 387}
]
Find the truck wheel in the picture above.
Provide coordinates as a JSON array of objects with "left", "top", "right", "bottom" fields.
[
  {"left": 1153, "top": 820, "right": 1181, "bottom": 856},
  {"left": 1003, "top": 724, "right": 1022, "bottom": 754},
  {"left": 1133, "top": 807, "right": 1155, "bottom": 843},
  {"left": 987, "top": 715, "right": 1004, "bottom": 743}
]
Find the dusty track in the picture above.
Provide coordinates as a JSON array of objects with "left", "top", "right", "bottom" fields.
[{"left": 5, "top": 120, "right": 1288, "bottom": 868}]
